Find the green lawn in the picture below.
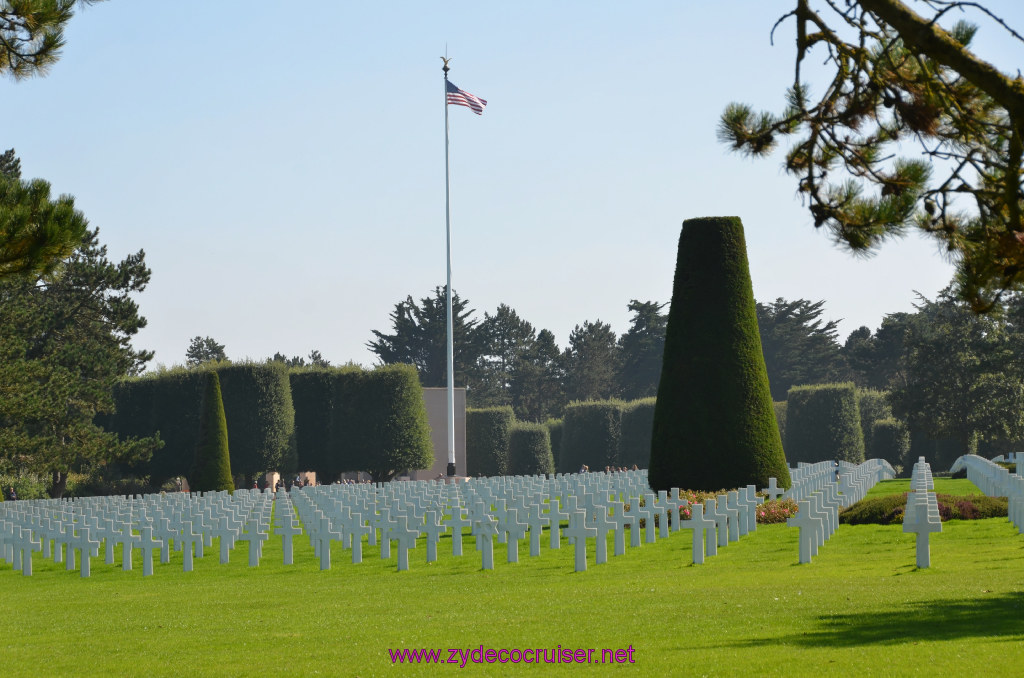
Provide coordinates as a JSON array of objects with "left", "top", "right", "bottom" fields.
[
  {"left": 864, "top": 477, "right": 983, "bottom": 498},
  {"left": 2, "top": 493, "right": 1022, "bottom": 676}
]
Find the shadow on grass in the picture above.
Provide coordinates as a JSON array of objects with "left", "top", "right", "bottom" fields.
[{"left": 741, "top": 592, "right": 1024, "bottom": 647}]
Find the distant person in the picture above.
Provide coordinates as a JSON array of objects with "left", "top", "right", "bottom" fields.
[{"left": 5, "top": 486, "right": 16, "bottom": 501}]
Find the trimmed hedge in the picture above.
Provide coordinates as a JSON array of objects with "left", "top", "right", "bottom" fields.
[
  {"left": 786, "top": 382, "right": 865, "bottom": 464},
  {"left": 466, "top": 407, "right": 515, "bottom": 477},
  {"left": 560, "top": 400, "right": 623, "bottom": 473},
  {"left": 104, "top": 362, "right": 433, "bottom": 486},
  {"left": 190, "top": 371, "right": 234, "bottom": 493},
  {"left": 107, "top": 370, "right": 205, "bottom": 487},
  {"left": 857, "top": 389, "right": 892, "bottom": 454},
  {"left": 507, "top": 422, "right": 554, "bottom": 476},
  {"left": 343, "top": 364, "right": 434, "bottom": 482},
  {"left": 620, "top": 398, "right": 655, "bottom": 469},
  {"left": 291, "top": 369, "right": 339, "bottom": 479},
  {"left": 545, "top": 418, "right": 564, "bottom": 472},
  {"left": 649, "top": 217, "right": 790, "bottom": 491},
  {"left": 217, "top": 363, "right": 295, "bottom": 481},
  {"left": 870, "top": 418, "right": 910, "bottom": 468}
]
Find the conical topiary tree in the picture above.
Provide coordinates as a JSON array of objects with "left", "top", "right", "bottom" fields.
[
  {"left": 190, "top": 370, "right": 234, "bottom": 493},
  {"left": 648, "top": 216, "right": 790, "bottom": 492}
]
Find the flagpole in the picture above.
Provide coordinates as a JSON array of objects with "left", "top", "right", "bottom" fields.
[{"left": 443, "top": 57, "right": 457, "bottom": 477}]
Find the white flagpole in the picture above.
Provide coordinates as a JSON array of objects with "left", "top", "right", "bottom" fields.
[{"left": 443, "top": 57, "right": 457, "bottom": 477}]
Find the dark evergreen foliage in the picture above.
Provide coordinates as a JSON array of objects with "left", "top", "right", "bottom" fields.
[
  {"left": 786, "top": 383, "right": 865, "bottom": 464},
  {"left": 869, "top": 418, "right": 910, "bottom": 468},
  {"left": 465, "top": 406, "right": 515, "bottom": 477},
  {"left": 290, "top": 369, "right": 336, "bottom": 479},
  {"left": 545, "top": 418, "right": 563, "bottom": 472},
  {"left": 773, "top": 401, "right": 787, "bottom": 446},
  {"left": 213, "top": 363, "right": 295, "bottom": 483},
  {"left": 367, "top": 286, "right": 480, "bottom": 389},
  {"left": 345, "top": 364, "right": 433, "bottom": 483},
  {"left": 649, "top": 217, "right": 790, "bottom": 491},
  {"left": 619, "top": 398, "right": 655, "bottom": 469},
  {"left": 185, "top": 336, "right": 226, "bottom": 367},
  {"left": 560, "top": 400, "right": 623, "bottom": 473},
  {"left": 756, "top": 298, "right": 844, "bottom": 401},
  {"left": 617, "top": 301, "right": 667, "bottom": 400},
  {"left": 190, "top": 371, "right": 233, "bottom": 493},
  {"left": 507, "top": 422, "right": 554, "bottom": 476},
  {"left": 857, "top": 388, "right": 892, "bottom": 454},
  {"left": 564, "top": 321, "right": 619, "bottom": 402}
]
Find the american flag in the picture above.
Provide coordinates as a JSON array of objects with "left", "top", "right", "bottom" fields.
[{"left": 446, "top": 80, "right": 487, "bottom": 115}]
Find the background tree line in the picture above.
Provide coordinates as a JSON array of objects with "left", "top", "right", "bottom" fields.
[{"left": 366, "top": 288, "right": 668, "bottom": 421}]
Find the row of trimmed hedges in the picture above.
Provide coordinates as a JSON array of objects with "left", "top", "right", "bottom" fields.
[
  {"left": 466, "top": 407, "right": 515, "bottom": 476},
  {"left": 466, "top": 398, "right": 655, "bottom": 477},
  {"left": 508, "top": 423, "right": 555, "bottom": 476},
  {"left": 102, "top": 363, "right": 431, "bottom": 485},
  {"left": 558, "top": 399, "right": 657, "bottom": 473},
  {"left": 783, "top": 384, "right": 917, "bottom": 469},
  {"left": 560, "top": 400, "right": 624, "bottom": 473},
  {"left": 785, "top": 383, "right": 865, "bottom": 464},
  {"left": 101, "top": 363, "right": 294, "bottom": 487}
]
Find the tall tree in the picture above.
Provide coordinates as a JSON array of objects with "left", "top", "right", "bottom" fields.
[
  {"left": 509, "top": 328, "right": 565, "bottom": 422},
  {"left": 840, "top": 312, "right": 915, "bottom": 389},
  {"left": 720, "top": 1, "right": 1024, "bottom": 311},
  {"left": 473, "top": 303, "right": 537, "bottom": 407},
  {"left": 889, "top": 291, "right": 1024, "bottom": 457},
  {"left": 1, "top": 0, "right": 106, "bottom": 79},
  {"left": 756, "top": 298, "right": 845, "bottom": 400},
  {"left": 367, "top": 286, "right": 482, "bottom": 390},
  {"left": 186, "top": 336, "right": 227, "bottom": 367},
  {"left": 564, "top": 320, "right": 619, "bottom": 403},
  {"left": 0, "top": 228, "right": 159, "bottom": 496},
  {"left": 1, "top": 169, "right": 89, "bottom": 281},
  {"left": 271, "top": 352, "right": 305, "bottom": 367},
  {"left": 307, "top": 349, "right": 330, "bottom": 368},
  {"left": 617, "top": 300, "right": 667, "bottom": 400},
  {"left": 0, "top": 148, "right": 20, "bottom": 179}
]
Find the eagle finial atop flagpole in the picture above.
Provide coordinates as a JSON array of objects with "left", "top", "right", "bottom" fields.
[{"left": 440, "top": 56, "right": 451, "bottom": 77}]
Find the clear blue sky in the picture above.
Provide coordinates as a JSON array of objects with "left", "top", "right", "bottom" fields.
[{"left": 5, "top": 1, "right": 1023, "bottom": 369}]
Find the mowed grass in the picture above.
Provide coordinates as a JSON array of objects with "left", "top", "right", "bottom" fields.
[
  {"left": 1, "top": 493, "right": 1022, "bottom": 677},
  {"left": 864, "top": 477, "right": 985, "bottom": 498}
]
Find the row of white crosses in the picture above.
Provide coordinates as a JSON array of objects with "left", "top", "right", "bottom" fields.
[
  {"left": 837, "top": 459, "right": 897, "bottom": 506},
  {"left": 778, "top": 458, "right": 895, "bottom": 564},
  {"left": 950, "top": 454, "right": 1024, "bottom": 533},
  {"left": 285, "top": 472, "right": 767, "bottom": 572},
  {"left": 902, "top": 457, "right": 942, "bottom": 568},
  {"left": 0, "top": 488, "right": 276, "bottom": 577}
]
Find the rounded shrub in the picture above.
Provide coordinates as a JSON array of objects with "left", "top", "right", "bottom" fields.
[
  {"left": 649, "top": 217, "right": 790, "bottom": 491},
  {"left": 786, "top": 382, "right": 865, "bottom": 464},
  {"left": 507, "top": 422, "right": 554, "bottom": 476}
]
